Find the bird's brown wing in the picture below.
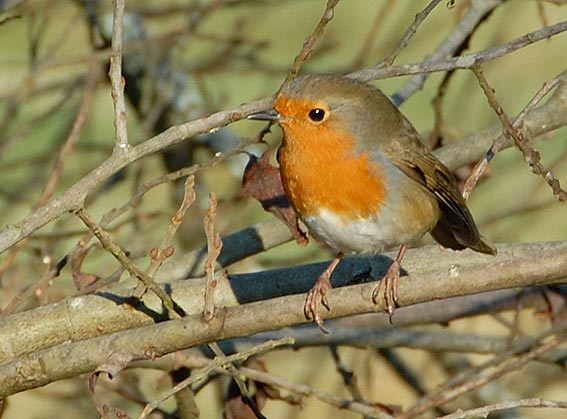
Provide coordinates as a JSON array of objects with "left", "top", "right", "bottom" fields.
[{"left": 383, "top": 135, "right": 496, "bottom": 255}]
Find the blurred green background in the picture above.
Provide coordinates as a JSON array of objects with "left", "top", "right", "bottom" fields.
[{"left": 1, "top": 0, "right": 566, "bottom": 418}]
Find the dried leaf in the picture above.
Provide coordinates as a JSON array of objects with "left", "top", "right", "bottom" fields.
[
  {"left": 224, "top": 396, "right": 263, "bottom": 419},
  {"left": 224, "top": 359, "right": 267, "bottom": 419},
  {"left": 89, "top": 349, "right": 135, "bottom": 392},
  {"left": 537, "top": 286, "right": 567, "bottom": 325},
  {"left": 242, "top": 150, "right": 308, "bottom": 246},
  {"left": 71, "top": 243, "right": 100, "bottom": 290},
  {"left": 372, "top": 402, "right": 402, "bottom": 416},
  {"left": 224, "top": 358, "right": 300, "bottom": 419}
]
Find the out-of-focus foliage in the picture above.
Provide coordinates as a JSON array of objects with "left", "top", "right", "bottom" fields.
[{"left": 0, "top": 1, "right": 566, "bottom": 418}]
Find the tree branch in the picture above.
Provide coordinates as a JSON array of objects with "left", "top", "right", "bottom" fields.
[{"left": 1, "top": 241, "right": 567, "bottom": 397}]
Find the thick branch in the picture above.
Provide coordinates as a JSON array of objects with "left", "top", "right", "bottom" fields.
[{"left": 1, "top": 241, "right": 566, "bottom": 397}]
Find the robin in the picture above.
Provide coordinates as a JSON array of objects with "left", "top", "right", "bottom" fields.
[{"left": 248, "top": 74, "right": 496, "bottom": 327}]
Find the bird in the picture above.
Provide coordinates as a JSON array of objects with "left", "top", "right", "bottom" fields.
[{"left": 248, "top": 74, "right": 496, "bottom": 328}]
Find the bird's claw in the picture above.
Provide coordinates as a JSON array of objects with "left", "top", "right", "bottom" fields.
[
  {"left": 304, "top": 277, "right": 331, "bottom": 333},
  {"left": 372, "top": 260, "right": 400, "bottom": 323}
]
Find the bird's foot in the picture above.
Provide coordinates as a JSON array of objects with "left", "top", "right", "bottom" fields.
[
  {"left": 371, "top": 260, "right": 400, "bottom": 321},
  {"left": 304, "top": 252, "right": 343, "bottom": 332},
  {"left": 372, "top": 244, "right": 406, "bottom": 322},
  {"left": 304, "top": 274, "right": 332, "bottom": 332}
]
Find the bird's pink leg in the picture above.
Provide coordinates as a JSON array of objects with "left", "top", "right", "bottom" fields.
[
  {"left": 372, "top": 244, "right": 407, "bottom": 320},
  {"left": 304, "top": 251, "right": 344, "bottom": 329}
]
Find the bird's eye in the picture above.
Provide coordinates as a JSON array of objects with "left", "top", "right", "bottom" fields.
[{"left": 308, "top": 108, "right": 325, "bottom": 122}]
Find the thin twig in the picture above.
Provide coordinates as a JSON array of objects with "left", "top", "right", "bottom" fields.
[
  {"left": 209, "top": 342, "right": 265, "bottom": 419},
  {"left": 0, "top": 97, "right": 270, "bottom": 255},
  {"left": 401, "top": 331, "right": 566, "bottom": 418},
  {"left": 329, "top": 345, "right": 368, "bottom": 413},
  {"left": 436, "top": 398, "right": 567, "bottom": 419},
  {"left": 146, "top": 176, "right": 196, "bottom": 278},
  {"left": 203, "top": 193, "right": 223, "bottom": 321},
  {"left": 462, "top": 70, "right": 567, "bottom": 199},
  {"left": 136, "top": 337, "right": 294, "bottom": 419},
  {"left": 469, "top": 65, "right": 567, "bottom": 201},
  {"left": 58, "top": 138, "right": 249, "bottom": 296},
  {"left": 427, "top": 71, "right": 454, "bottom": 149},
  {"left": 238, "top": 365, "right": 395, "bottom": 419},
  {"left": 351, "top": 18, "right": 567, "bottom": 83},
  {"left": 388, "top": 0, "right": 503, "bottom": 104},
  {"left": 348, "top": 2, "right": 393, "bottom": 70},
  {"left": 381, "top": 0, "right": 443, "bottom": 67},
  {"left": 35, "top": 57, "right": 101, "bottom": 207},
  {"left": 286, "top": 0, "right": 340, "bottom": 82},
  {"left": 99, "top": 137, "right": 253, "bottom": 231},
  {"left": 109, "top": 0, "right": 129, "bottom": 152},
  {"left": 74, "top": 207, "right": 182, "bottom": 317}
]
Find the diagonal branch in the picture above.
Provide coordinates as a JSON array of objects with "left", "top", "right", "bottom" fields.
[
  {"left": 287, "top": 0, "right": 341, "bottom": 81},
  {"left": 351, "top": 19, "right": 567, "bottom": 82},
  {"left": 470, "top": 65, "right": 567, "bottom": 201}
]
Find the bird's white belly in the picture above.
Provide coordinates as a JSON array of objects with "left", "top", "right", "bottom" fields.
[
  {"left": 302, "top": 210, "right": 395, "bottom": 254},
  {"left": 303, "top": 194, "right": 437, "bottom": 255}
]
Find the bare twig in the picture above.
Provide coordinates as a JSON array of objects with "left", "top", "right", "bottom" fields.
[
  {"left": 402, "top": 331, "right": 566, "bottom": 418},
  {"left": 203, "top": 193, "right": 223, "bottom": 321},
  {"left": 463, "top": 69, "right": 567, "bottom": 199},
  {"left": 389, "top": 0, "right": 503, "bottom": 104},
  {"left": 381, "top": 0, "right": 443, "bottom": 67},
  {"left": 2, "top": 255, "right": 61, "bottom": 316},
  {"left": 348, "top": 2, "right": 393, "bottom": 69},
  {"left": 209, "top": 342, "right": 265, "bottom": 418},
  {"left": 146, "top": 176, "right": 196, "bottom": 278},
  {"left": 35, "top": 57, "right": 101, "bottom": 207},
  {"left": 74, "top": 207, "right": 181, "bottom": 317},
  {"left": 100, "top": 137, "right": 252, "bottom": 231},
  {"left": 436, "top": 73, "right": 567, "bottom": 171},
  {"left": 137, "top": 337, "right": 293, "bottom": 419},
  {"left": 351, "top": 18, "right": 567, "bottom": 83},
  {"left": 469, "top": 65, "right": 567, "bottom": 201},
  {"left": 109, "top": 0, "right": 129, "bottom": 151},
  {"left": 436, "top": 398, "right": 567, "bottom": 419},
  {"left": 329, "top": 346, "right": 368, "bottom": 410},
  {"left": 427, "top": 71, "right": 453, "bottom": 149},
  {"left": 0, "top": 97, "right": 270, "bottom": 255},
  {"left": 286, "top": 0, "right": 340, "bottom": 82},
  {"left": 238, "top": 365, "right": 395, "bottom": 419}
]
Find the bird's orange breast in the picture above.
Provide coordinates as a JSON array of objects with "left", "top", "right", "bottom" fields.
[{"left": 276, "top": 106, "right": 385, "bottom": 221}]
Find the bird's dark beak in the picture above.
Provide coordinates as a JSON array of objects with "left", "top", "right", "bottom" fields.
[{"left": 247, "top": 109, "right": 281, "bottom": 122}]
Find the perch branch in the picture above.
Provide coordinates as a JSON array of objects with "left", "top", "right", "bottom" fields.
[{"left": 1, "top": 241, "right": 567, "bottom": 397}]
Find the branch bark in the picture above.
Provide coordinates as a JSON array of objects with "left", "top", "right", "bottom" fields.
[{"left": 1, "top": 241, "right": 566, "bottom": 397}]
